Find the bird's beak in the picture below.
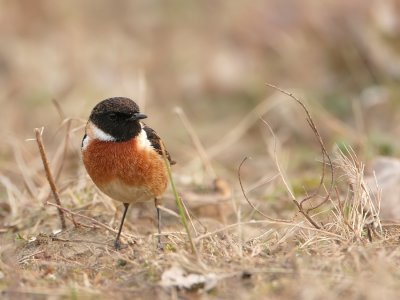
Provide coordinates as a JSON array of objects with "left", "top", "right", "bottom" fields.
[{"left": 131, "top": 113, "right": 147, "bottom": 120}]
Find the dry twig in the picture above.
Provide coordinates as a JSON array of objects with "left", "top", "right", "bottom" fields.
[
  {"left": 238, "top": 157, "right": 292, "bottom": 224},
  {"left": 174, "top": 107, "right": 216, "bottom": 179},
  {"left": 265, "top": 83, "right": 335, "bottom": 229},
  {"left": 54, "top": 119, "right": 72, "bottom": 183},
  {"left": 46, "top": 202, "right": 133, "bottom": 239},
  {"left": 35, "top": 127, "right": 66, "bottom": 230}
]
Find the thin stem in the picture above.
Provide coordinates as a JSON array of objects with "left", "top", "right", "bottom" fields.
[
  {"left": 35, "top": 128, "right": 66, "bottom": 230},
  {"left": 160, "top": 143, "right": 198, "bottom": 257}
]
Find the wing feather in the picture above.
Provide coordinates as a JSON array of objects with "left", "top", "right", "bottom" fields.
[{"left": 143, "top": 124, "right": 176, "bottom": 165}]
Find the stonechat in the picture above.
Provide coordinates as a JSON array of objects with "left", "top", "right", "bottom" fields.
[{"left": 81, "top": 97, "right": 175, "bottom": 249}]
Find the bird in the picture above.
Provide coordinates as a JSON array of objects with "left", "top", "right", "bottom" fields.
[{"left": 81, "top": 97, "right": 175, "bottom": 250}]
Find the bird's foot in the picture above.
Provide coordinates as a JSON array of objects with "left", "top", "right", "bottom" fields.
[
  {"left": 156, "top": 238, "right": 164, "bottom": 251},
  {"left": 114, "top": 239, "right": 122, "bottom": 250},
  {"left": 114, "top": 239, "right": 130, "bottom": 250}
]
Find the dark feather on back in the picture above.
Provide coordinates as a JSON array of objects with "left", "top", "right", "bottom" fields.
[{"left": 143, "top": 124, "right": 176, "bottom": 165}]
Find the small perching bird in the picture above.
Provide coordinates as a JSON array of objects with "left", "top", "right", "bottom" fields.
[{"left": 81, "top": 97, "right": 174, "bottom": 249}]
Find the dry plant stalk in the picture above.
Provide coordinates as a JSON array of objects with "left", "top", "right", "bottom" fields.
[
  {"left": 174, "top": 106, "right": 216, "bottom": 179},
  {"left": 54, "top": 119, "right": 72, "bottom": 183},
  {"left": 35, "top": 127, "right": 66, "bottom": 230},
  {"left": 52, "top": 98, "right": 66, "bottom": 120},
  {"left": 46, "top": 202, "right": 134, "bottom": 239},
  {"left": 160, "top": 142, "right": 198, "bottom": 257},
  {"left": 265, "top": 83, "right": 334, "bottom": 229},
  {"left": 238, "top": 157, "right": 292, "bottom": 224},
  {"left": 207, "top": 96, "right": 281, "bottom": 159}
]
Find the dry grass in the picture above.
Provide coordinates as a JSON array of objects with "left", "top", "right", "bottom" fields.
[{"left": 2, "top": 89, "right": 400, "bottom": 300}]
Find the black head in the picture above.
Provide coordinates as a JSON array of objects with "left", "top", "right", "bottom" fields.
[{"left": 89, "top": 97, "right": 147, "bottom": 142}]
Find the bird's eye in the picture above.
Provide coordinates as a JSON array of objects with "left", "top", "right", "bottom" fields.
[{"left": 108, "top": 113, "right": 117, "bottom": 120}]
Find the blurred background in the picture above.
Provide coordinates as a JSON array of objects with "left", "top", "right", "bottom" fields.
[{"left": 1, "top": 0, "right": 400, "bottom": 204}]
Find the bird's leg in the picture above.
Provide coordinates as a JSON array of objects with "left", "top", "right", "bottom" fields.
[
  {"left": 114, "top": 203, "right": 130, "bottom": 250},
  {"left": 154, "top": 198, "right": 163, "bottom": 250}
]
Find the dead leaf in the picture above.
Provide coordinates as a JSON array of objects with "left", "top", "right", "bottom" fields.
[{"left": 160, "top": 266, "right": 218, "bottom": 292}]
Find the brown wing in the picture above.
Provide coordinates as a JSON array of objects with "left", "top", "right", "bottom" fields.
[{"left": 143, "top": 124, "right": 176, "bottom": 165}]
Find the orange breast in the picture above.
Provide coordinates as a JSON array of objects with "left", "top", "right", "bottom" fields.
[{"left": 82, "top": 138, "right": 168, "bottom": 203}]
